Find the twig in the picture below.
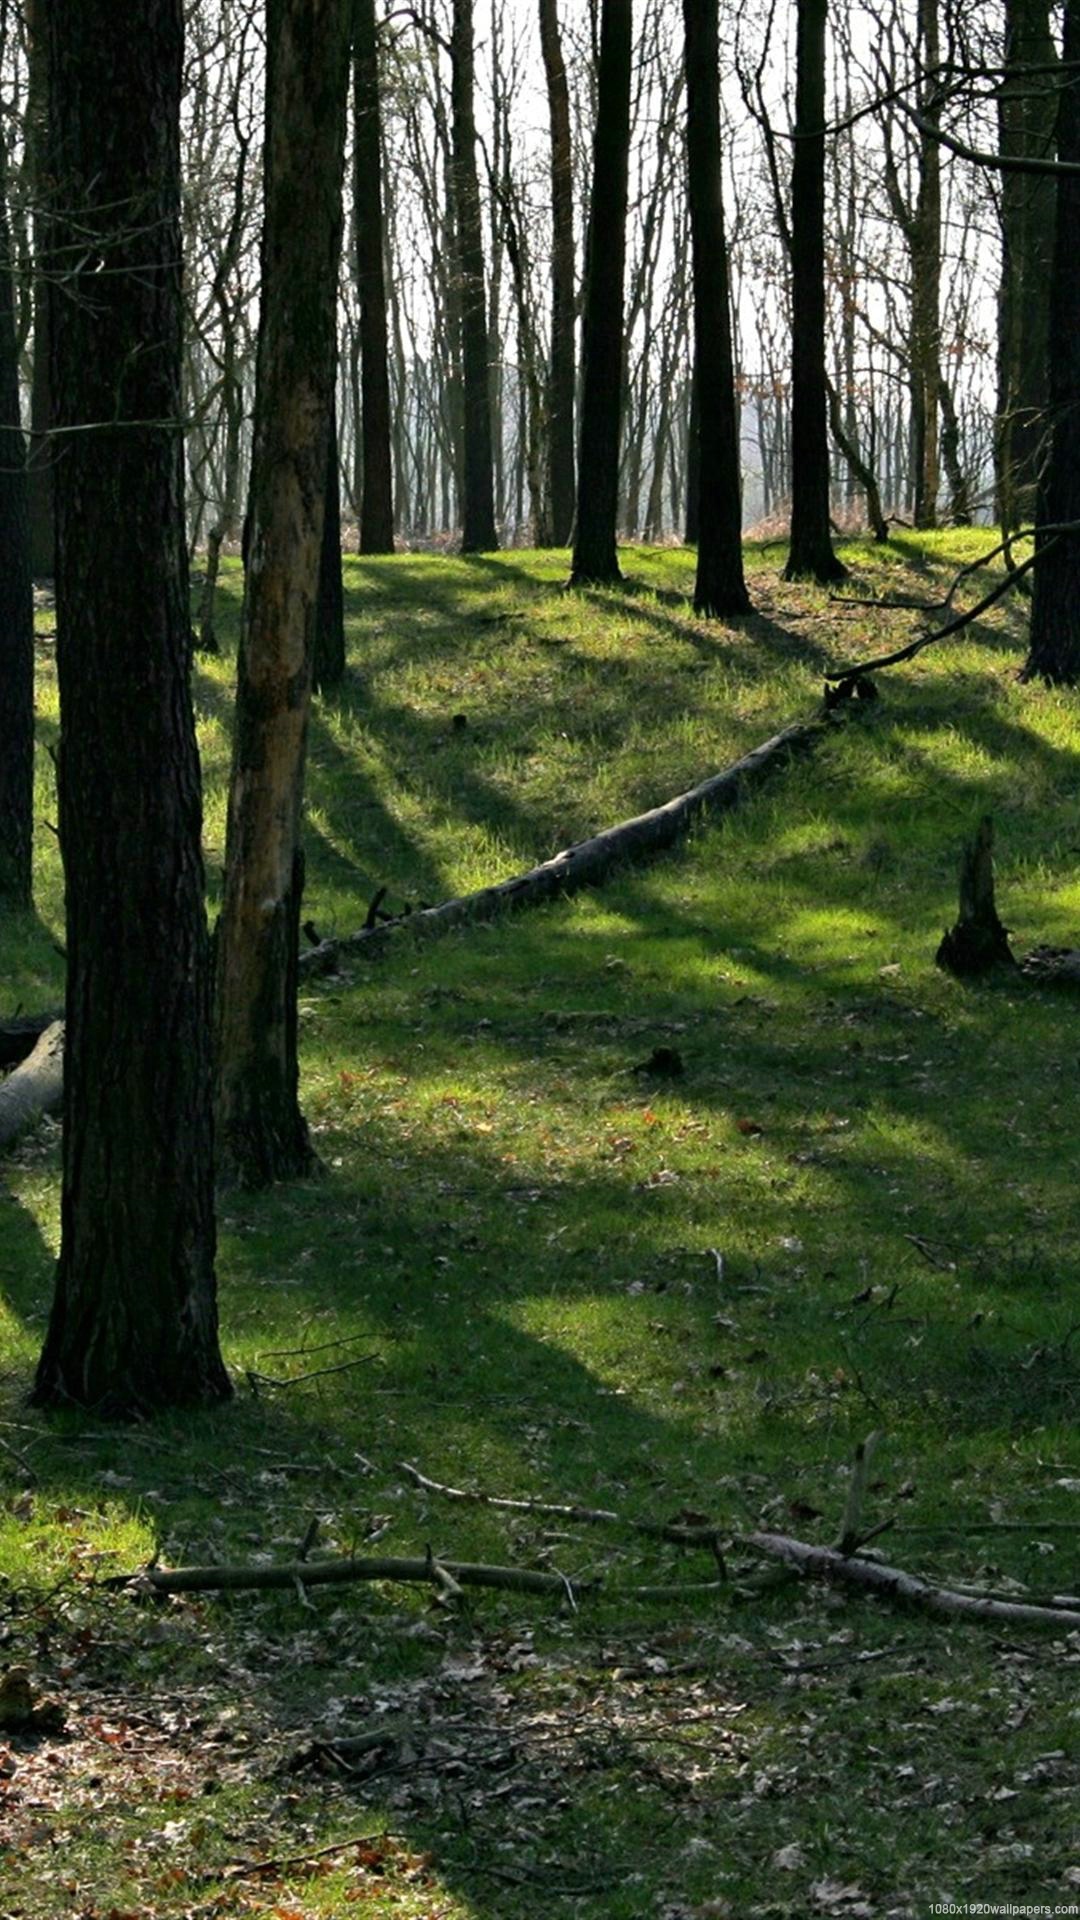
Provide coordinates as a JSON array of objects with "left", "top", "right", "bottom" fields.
[
  {"left": 223, "top": 1826, "right": 408, "bottom": 1878},
  {"left": 254, "top": 1331, "right": 376, "bottom": 1362},
  {"left": 245, "top": 1353, "right": 378, "bottom": 1390},
  {"left": 398, "top": 1459, "right": 724, "bottom": 1554}
]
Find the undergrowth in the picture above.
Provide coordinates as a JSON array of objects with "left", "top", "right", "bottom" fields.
[{"left": 2, "top": 532, "right": 1079, "bottom": 1918}]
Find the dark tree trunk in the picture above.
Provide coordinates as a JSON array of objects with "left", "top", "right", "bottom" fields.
[
  {"left": 683, "top": 0, "right": 749, "bottom": 617},
  {"left": 451, "top": 0, "right": 497, "bottom": 552},
  {"left": 996, "top": 0, "right": 1057, "bottom": 530},
  {"left": 784, "top": 0, "right": 847, "bottom": 584},
  {"left": 570, "top": 0, "right": 632, "bottom": 586},
  {"left": 684, "top": 362, "right": 700, "bottom": 545},
  {"left": 32, "top": 0, "right": 229, "bottom": 1416},
  {"left": 313, "top": 390, "right": 346, "bottom": 693},
  {"left": 539, "top": 0, "right": 576, "bottom": 546},
  {"left": 214, "top": 0, "right": 350, "bottom": 1186},
  {"left": 25, "top": 0, "right": 54, "bottom": 580},
  {"left": 910, "top": 0, "right": 941, "bottom": 530},
  {"left": 1023, "top": 0, "right": 1080, "bottom": 683},
  {"left": 0, "top": 157, "right": 34, "bottom": 907},
  {"left": 353, "top": 0, "right": 395, "bottom": 554}
]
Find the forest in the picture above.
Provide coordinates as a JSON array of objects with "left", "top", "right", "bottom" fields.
[{"left": 1, "top": 0, "right": 1080, "bottom": 1915}]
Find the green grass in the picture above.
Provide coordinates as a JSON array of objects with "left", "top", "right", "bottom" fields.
[{"left": 3, "top": 533, "right": 1080, "bottom": 1917}]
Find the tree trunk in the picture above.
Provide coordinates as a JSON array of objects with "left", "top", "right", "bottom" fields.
[
  {"left": 451, "top": 0, "right": 497, "bottom": 552},
  {"left": 539, "top": 0, "right": 576, "bottom": 546},
  {"left": 684, "top": 362, "right": 700, "bottom": 544},
  {"left": 1023, "top": 0, "right": 1080, "bottom": 684},
  {"left": 996, "top": 0, "right": 1057, "bottom": 530},
  {"left": 313, "top": 389, "right": 346, "bottom": 694},
  {"left": 214, "top": 0, "right": 350, "bottom": 1187},
  {"left": 784, "top": 0, "right": 847, "bottom": 583},
  {"left": 25, "top": 0, "right": 54, "bottom": 580},
  {"left": 570, "top": 0, "right": 632, "bottom": 586},
  {"left": 32, "top": 0, "right": 229, "bottom": 1416},
  {"left": 910, "top": 0, "right": 941, "bottom": 530},
  {"left": 0, "top": 152, "right": 34, "bottom": 908},
  {"left": 683, "top": 0, "right": 749, "bottom": 616},
  {"left": 353, "top": 0, "right": 395, "bottom": 554}
]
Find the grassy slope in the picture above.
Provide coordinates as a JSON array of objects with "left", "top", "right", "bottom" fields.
[{"left": 2, "top": 533, "right": 1080, "bottom": 1917}]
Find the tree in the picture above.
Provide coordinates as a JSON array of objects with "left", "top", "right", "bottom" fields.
[
  {"left": 1023, "top": 0, "right": 1080, "bottom": 684},
  {"left": 213, "top": 0, "right": 350, "bottom": 1186},
  {"left": 0, "top": 146, "right": 34, "bottom": 907},
  {"left": 313, "top": 391, "right": 346, "bottom": 693},
  {"left": 24, "top": 0, "right": 53, "bottom": 579},
  {"left": 784, "top": 0, "right": 847, "bottom": 583},
  {"left": 996, "top": 0, "right": 1057, "bottom": 529},
  {"left": 450, "top": 0, "right": 497, "bottom": 551},
  {"left": 539, "top": 0, "right": 575, "bottom": 545},
  {"left": 353, "top": 0, "right": 395, "bottom": 553},
  {"left": 32, "top": 0, "right": 229, "bottom": 1415},
  {"left": 571, "top": 0, "right": 632, "bottom": 586},
  {"left": 682, "top": 0, "right": 750, "bottom": 617}
]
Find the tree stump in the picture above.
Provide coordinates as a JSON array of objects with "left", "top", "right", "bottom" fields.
[{"left": 936, "top": 817, "right": 1016, "bottom": 976}]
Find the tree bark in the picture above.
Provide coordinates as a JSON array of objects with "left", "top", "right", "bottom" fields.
[
  {"left": 784, "top": 0, "right": 847, "bottom": 584},
  {"left": 909, "top": 0, "right": 941, "bottom": 530},
  {"left": 539, "top": 0, "right": 576, "bottom": 546},
  {"left": 683, "top": 0, "right": 750, "bottom": 617},
  {"left": 312, "top": 390, "right": 346, "bottom": 694},
  {"left": 1023, "top": 0, "right": 1080, "bottom": 683},
  {"left": 0, "top": 150, "right": 34, "bottom": 907},
  {"left": 214, "top": 0, "right": 350, "bottom": 1187},
  {"left": 450, "top": 0, "right": 498, "bottom": 552},
  {"left": 32, "top": 0, "right": 229, "bottom": 1416},
  {"left": 570, "top": 0, "right": 632, "bottom": 586},
  {"left": 996, "top": 0, "right": 1057, "bottom": 530},
  {"left": 353, "top": 0, "right": 395, "bottom": 554},
  {"left": 24, "top": 0, "right": 54, "bottom": 580}
]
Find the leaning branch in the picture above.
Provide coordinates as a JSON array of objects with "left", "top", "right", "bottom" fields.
[
  {"left": 825, "top": 541, "right": 1049, "bottom": 684},
  {"left": 0, "top": 1022, "right": 64, "bottom": 1152},
  {"left": 300, "top": 717, "right": 834, "bottom": 977}
]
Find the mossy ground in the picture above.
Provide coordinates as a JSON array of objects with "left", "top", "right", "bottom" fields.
[{"left": 2, "top": 533, "right": 1080, "bottom": 1918}]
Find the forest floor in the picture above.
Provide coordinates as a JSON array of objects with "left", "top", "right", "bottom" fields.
[{"left": 3, "top": 532, "right": 1080, "bottom": 1918}]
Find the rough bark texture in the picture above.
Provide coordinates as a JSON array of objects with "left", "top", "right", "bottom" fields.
[
  {"left": 25, "top": 0, "right": 54, "bottom": 580},
  {"left": 0, "top": 1023, "right": 63, "bottom": 1152},
  {"left": 353, "top": 0, "right": 395, "bottom": 554},
  {"left": 214, "top": 0, "right": 350, "bottom": 1187},
  {"left": 935, "top": 817, "right": 1016, "bottom": 977},
  {"left": 33, "top": 0, "right": 229, "bottom": 1416},
  {"left": 909, "top": 0, "right": 941, "bottom": 529},
  {"left": 683, "top": 0, "right": 750, "bottom": 618},
  {"left": 784, "top": 0, "right": 847, "bottom": 584},
  {"left": 570, "top": 0, "right": 632, "bottom": 586},
  {"left": 996, "top": 0, "right": 1057, "bottom": 530},
  {"left": 539, "top": 0, "right": 576, "bottom": 546},
  {"left": 0, "top": 157, "right": 34, "bottom": 907},
  {"left": 312, "top": 390, "right": 346, "bottom": 693},
  {"left": 451, "top": 0, "right": 497, "bottom": 552},
  {"left": 1023, "top": 0, "right": 1080, "bottom": 684}
]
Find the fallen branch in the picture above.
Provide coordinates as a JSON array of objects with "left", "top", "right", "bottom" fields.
[
  {"left": 739, "top": 1530, "right": 1080, "bottom": 1629},
  {"left": 103, "top": 1551, "right": 595, "bottom": 1602},
  {"left": 825, "top": 541, "right": 1048, "bottom": 684},
  {"left": 300, "top": 716, "right": 837, "bottom": 977},
  {"left": 0, "top": 1021, "right": 64, "bottom": 1151},
  {"left": 398, "top": 1460, "right": 725, "bottom": 1555}
]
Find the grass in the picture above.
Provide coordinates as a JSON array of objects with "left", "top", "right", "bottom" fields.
[{"left": 3, "top": 531, "right": 1080, "bottom": 1917}]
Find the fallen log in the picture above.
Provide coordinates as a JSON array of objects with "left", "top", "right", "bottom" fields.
[
  {"left": 0, "top": 1010, "right": 63, "bottom": 1071},
  {"left": 300, "top": 714, "right": 839, "bottom": 977},
  {"left": 0, "top": 1021, "right": 64, "bottom": 1151},
  {"left": 739, "top": 1531, "right": 1080, "bottom": 1629}
]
